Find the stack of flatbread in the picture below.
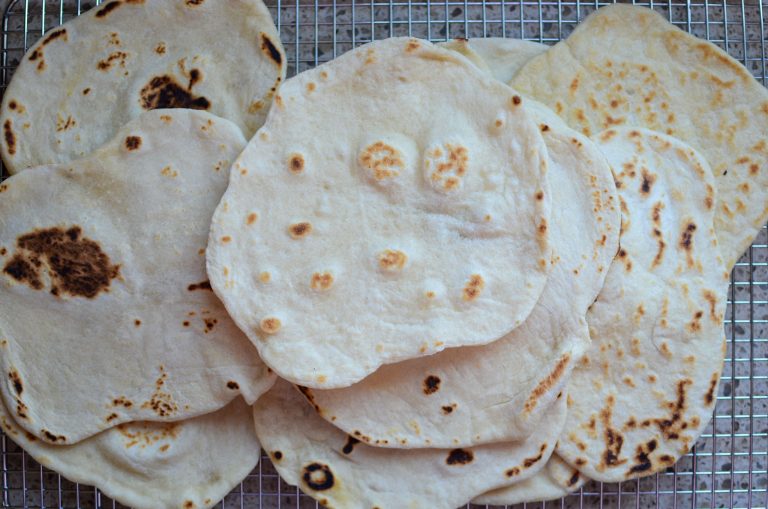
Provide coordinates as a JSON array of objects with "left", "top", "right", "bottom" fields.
[{"left": 0, "top": 2, "right": 765, "bottom": 508}]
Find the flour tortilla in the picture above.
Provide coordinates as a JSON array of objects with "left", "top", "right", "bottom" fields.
[
  {"left": 0, "top": 110, "right": 275, "bottom": 444},
  {"left": 473, "top": 454, "right": 586, "bottom": 505},
  {"left": 208, "top": 37, "right": 552, "bottom": 389},
  {"left": 306, "top": 101, "right": 619, "bottom": 447},
  {"left": 554, "top": 127, "right": 728, "bottom": 482},
  {"left": 253, "top": 379, "right": 566, "bottom": 509},
  {"left": 0, "top": 0, "right": 285, "bottom": 174},
  {"left": 438, "top": 38, "right": 548, "bottom": 83},
  {"left": 0, "top": 395, "right": 260, "bottom": 509},
  {"left": 511, "top": 3, "right": 768, "bottom": 268}
]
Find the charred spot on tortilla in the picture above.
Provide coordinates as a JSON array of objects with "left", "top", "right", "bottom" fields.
[
  {"left": 423, "top": 375, "right": 441, "bottom": 395},
  {"left": 302, "top": 462, "right": 334, "bottom": 491},
  {"left": 140, "top": 75, "right": 211, "bottom": 111},
  {"left": 446, "top": 448, "right": 474, "bottom": 465},
  {"left": 3, "top": 226, "right": 120, "bottom": 298},
  {"left": 261, "top": 34, "right": 282, "bottom": 65}
]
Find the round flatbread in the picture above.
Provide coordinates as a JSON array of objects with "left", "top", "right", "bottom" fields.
[
  {"left": 0, "top": 395, "right": 261, "bottom": 509},
  {"left": 207, "top": 37, "right": 552, "bottom": 388},
  {"left": 556, "top": 127, "right": 728, "bottom": 482},
  {"left": 253, "top": 379, "right": 566, "bottom": 509},
  {"left": 511, "top": 3, "right": 768, "bottom": 268},
  {"left": 0, "top": 110, "right": 274, "bottom": 444},
  {"left": 305, "top": 101, "right": 619, "bottom": 447},
  {"left": 0, "top": 0, "right": 285, "bottom": 174}
]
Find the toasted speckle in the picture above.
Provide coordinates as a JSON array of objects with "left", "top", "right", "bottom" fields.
[
  {"left": 246, "top": 213, "right": 258, "bottom": 225},
  {"left": 378, "top": 249, "right": 407, "bottom": 271},
  {"left": 311, "top": 271, "right": 334, "bottom": 291},
  {"left": 289, "top": 222, "right": 312, "bottom": 239},
  {"left": 462, "top": 274, "right": 484, "bottom": 301},
  {"left": 260, "top": 317, "right": 281, "bottom": 334}
]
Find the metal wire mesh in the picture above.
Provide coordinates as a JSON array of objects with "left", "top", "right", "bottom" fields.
[{"left": 0, "top": 0, "right": 765, "bottom": 507}]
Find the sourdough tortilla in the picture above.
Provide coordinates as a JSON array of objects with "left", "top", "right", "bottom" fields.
[
  {"left": 556, "top": 127, "right": 728, "bottom": 482},
  {"left": 253, "top": 379, "right": 566, "bottom": 509},
  {"left": 511, "top": 3, "right": 768, "bottom": 267},
  {"left": 0, "top": 0, "right": 284, "bottom": 174},
  {"left": 307, "top": 100, "right": 619, "bottom": 447},
  {"left": 0, "top": 395, "right": 261, "bottom": 509},
  {"left": 0, "top": 110, "right": 274, "bottom": 444},
  {"left": 473, "top": 454, "right": 586, "bottom": 505},
  {"left": 438, "top": 38, "right": 548, "bottom": 83},
  {"left": 208, "top": 37, "right": 551, "bottom": 388}
]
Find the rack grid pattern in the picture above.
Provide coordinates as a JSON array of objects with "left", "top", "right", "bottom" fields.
[{"left": 0, "top": 0, "right": 766, "bottom": 507}]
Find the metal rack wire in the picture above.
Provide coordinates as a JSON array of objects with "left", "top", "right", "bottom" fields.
[{"left": 0, "top": 0, "right": 765, "bottom": 507}]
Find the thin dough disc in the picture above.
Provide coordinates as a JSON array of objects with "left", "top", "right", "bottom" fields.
[
  {"left": 0, "top": 395, "right": 262, "bottom": 509},
  {"left": 557, "top": 127, "right": 729, "bottom": 482},
  {"left": 0, "top": 0, "right": 285, "bottom": 173},
  {"left": 0, "top": 110, "right": 274, "bottom": 444},
  {"left": 511, "top": 4, "right": 768, "bottom": 267},
  {"left": 306, "top": 101, "right": 619, "bottom": 447},
  {"left": 207, "top": 37, "right": 552, "bottom": 388},
  {"left": 253, "top": 379, "right": 567, "bottom": 509}
]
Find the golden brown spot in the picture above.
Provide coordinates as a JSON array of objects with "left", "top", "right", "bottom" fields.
[
  {"left": 524, "top": 353, "right": 571, "bottom": 413},
  {"left": 704, "top": 372, "right": 719, "bottom": 405},
  {"left": 246, "top": 213, "right": 258, "bottom": 225},
  {"left": 112, "top": 397, "right": 133, "bottom": 408},
  {"left": 202, "top": 317, "right": 218, "bottom": 334},
  {"left": 423, "top": 375, "right": 441, "bottom": 395},
  {"left": 288, "top": 222, "right": 312, "bottom": 239},
  {"left": 96, "top": 51, "right": 128, "bottom": 71},
  {"left": 750, "top": 164, "right": 759, "bottom": 175},
  {"left": 185, "top": 0, "right": 204, "bottom": 5},
  {"left": 599, "top": 396, "right": 627, "bottom": 470},
  {"left": 259, "top": 272, "right": 270, "bottom": 283},
  {"left": 569, "top": 77, "right": 580, "bottom": 94},
  {"left": 310, "top": 271, "right": 334, "bottom": 291},
  {"left": 523, "top": 443, "right": 548, "bottom": 468},
  {"left": 4, "top": 119, "right": 16, "bottom": 155},
  {"left": 42, "top": 28, "right": 67, "bottom": 46},
  {"left": 140, "top": 367, "right": 178, "bottom": 418},
  {"left": 441, "top": 403, "right": 457, "bottom": 414},
  {"left": 289, "top": 154, "right": 305, "bottom": 173},
  {"left": 505, "top": 466, "right": 521, "bottom": 477},
  {"left": 260, "top": 317, "right": 281, "bottom": 334},
  {"left": 106, "top": 413, "right": 118, "bottom": 422},
  {"left": 134, "top": 319, "right": 141, "bottom": 327},
  {"left": 261, "top": 34, "right": 283, "bottom": 66},
  {"left": 446, "top": 448, "right": 474, "bottom": 465},
  {"left": 160, "top": 114, "right": 172, "bottom": 123},
  {"left": 226, "top": 381, "right": 239, "bottom": 390},
  {"left": 495, "top": 119, "right": 503, "bottom": 128},
  {"left": 95, "top": 1, "right": 122, "bottom": 18},
  {"left": 220, "top": 236, "right": 231, "bottom": 244},
  {"left": 299, "top": 461, "right": 339, "bottom": 493},
  {"left": 3, "top": 226, "right": 120, "bottom": 298},
  {"left": 360, "top": 141, "right": 403, "bottom": 181},
  {"left": 405, "top": 39, "right": 420, "bottom": 52},
  {"left": 378, "top": 249, "right": 407, "bottom": 271},
  {"left": 535, "top": 191, "right": 544, "bottom": 201},
  {"left": 183, "top": 501, "right": 194, "bottom": 509},
  {"left": 679, "top": 222, "right": 696, "bottom": 266},
  {"left": 462, "top": 274, "right": 484, "bottom": 302}
]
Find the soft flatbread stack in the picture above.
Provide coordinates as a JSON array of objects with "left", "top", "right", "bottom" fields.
[
  {"left": 207, "top": 37, "right": 553, "bottom": 389},
  {"left": 0, "top": 395, "right": 261, "bottom": 509},
  {"left": 0, "top": 0, "right": 285, "bottom": 173},
  {"left": 0, "top": 109, "right": 274, "bottom": 444},
  {"left": 253, "top": 379, "right": 566, "bottom": 509},
  {"left": 511, "top": 3, "right": 768, "bottom": 267},
  {"left": 305, "top": 99, "right": 619, "bottom": 448},
  {"left": 554, "top": 127, "right": 728, "bottom": 482}
]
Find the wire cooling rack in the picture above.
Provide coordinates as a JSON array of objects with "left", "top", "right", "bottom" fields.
[{"left": 0, "top": 0, "right": 765, "bottom": 508}]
